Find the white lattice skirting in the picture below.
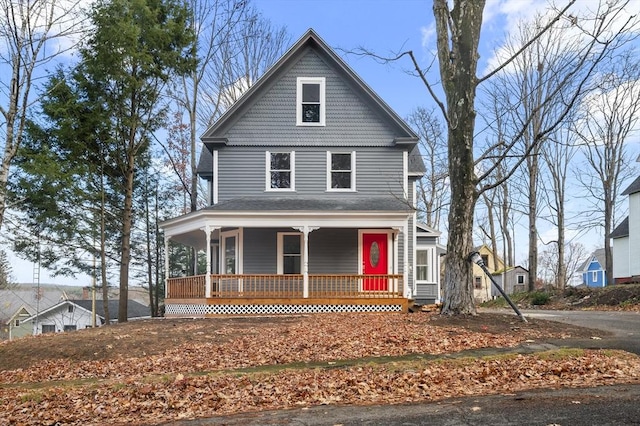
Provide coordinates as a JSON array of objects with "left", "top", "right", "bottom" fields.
[{"left": 166, "top": 303, "right": 403, "bottom": 316}]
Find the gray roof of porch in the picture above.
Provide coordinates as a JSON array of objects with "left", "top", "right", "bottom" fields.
[{"left": 201, "top": 197, "right": 414, "bottom": 212}]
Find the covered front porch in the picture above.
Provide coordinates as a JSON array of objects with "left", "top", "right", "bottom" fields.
[
  {"left": 160, "top": 199, "right": 413, "bottom": 316},
  {"left": 165, "top": 273, "right": 407, "bottom": 315}
]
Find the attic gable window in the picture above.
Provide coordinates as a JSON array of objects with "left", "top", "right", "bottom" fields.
[
  {"left": 266, "top": 151, "right": 295, "bottom": 191},
  {"left": 297, "top": 77, "right": 325, "bottom": 126}
]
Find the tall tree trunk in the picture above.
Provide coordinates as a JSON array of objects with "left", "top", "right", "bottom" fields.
[
  {"left": 100, "top": 170, "right": 110, "bottom": 324},
  {"left": 144, "top": 175, "right": 156, "bottom": 316},
  {"left": 434, "top": 0, "right": 484, "bottom": 315},
  {"left": 527, "top": 159, "right": 538, "bottom": 291},
  {"left": 118, "top": 150, "right": 135, "bottom": 323},
  {"left": 557, "top": 201, "right": 566, "bottom": 289},
  {"left": 604, "top": 185, "right": 613, "bottom": 286}
]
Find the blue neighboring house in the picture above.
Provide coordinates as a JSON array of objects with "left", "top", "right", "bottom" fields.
[{"left": 579, "top": 248, "right": 607, "bottom": 287}]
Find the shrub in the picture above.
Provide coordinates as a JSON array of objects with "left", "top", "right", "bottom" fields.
[{"left": 531, "top": 291, "right": 550, "bottom": 306}]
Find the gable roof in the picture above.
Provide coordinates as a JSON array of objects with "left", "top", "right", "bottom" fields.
[
  {"left": 578, "top": 248, "right": 606, "bottom": 272},
  {"left": 200, "top": 28, "right": 419, "bottom": 146},
  {"left": 71, "top": 299, "right": 150, "bottom": 321},
  {"left": 610, "top": 216, "right": 629, "bottom": 239},
  {"left": 201, "top": 196, "right": 413, "bottom": 212},
  {"left": 622, "top": 175, "right": 640, "bottom": 196},
  {"left": 22, "top": 299, "right": 150, "bottom": 323},
  {"left": 0, "top": 289, "right": 65, "bottom": 323}
]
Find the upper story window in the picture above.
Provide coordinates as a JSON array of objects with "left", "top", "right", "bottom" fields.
[
  {"left": 327, "top": 151, "right": 356, "bottom": 191},
  {"left": 266, "top": 151, "right": 295, "bottom": 191},
  {"left": 297, "top": 77, "right": 325, "bottom": 126}
]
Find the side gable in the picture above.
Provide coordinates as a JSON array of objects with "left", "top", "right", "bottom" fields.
[
  {"left": 611, "top": 216, "right": 629, "bottom": 239},
  {"left": 622, "top": 175, "right": 640, "bottom": 196}
]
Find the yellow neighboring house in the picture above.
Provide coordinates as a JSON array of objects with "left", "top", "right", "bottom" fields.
[{"left": 472, "top": 244, "right": 506, "bottom": 303}]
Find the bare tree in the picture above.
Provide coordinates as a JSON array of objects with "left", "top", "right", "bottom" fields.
[
  {"left": 540, "top": 122, "right": 579, "bottom": 289},
  {"left": 405, "top": 106, "right": 448, "bottom": 230},
  {"left": 574, "top": 51, "right": 640, "bottom": 287},
  {"left": 171, "top": 0, "right": 289, "bottom": 216},
  {"left": 539, "top": 241, "right": 588, "bottom": 288},
  {"left": 0, "top": 0, "right": 83, "bottom": 231},
  {"left": 404, "top": 0, "right": 636, "bottom": 315},
  {"left": 489, "top": 16, "right": 591, "bottom": 291}
]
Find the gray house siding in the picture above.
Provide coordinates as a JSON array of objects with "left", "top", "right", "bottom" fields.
[
  {"left": 308, "top": 228, "right": 359, "bottom": 274},
  {"left": 216, "top": 146, "right": 405, "bottom": 202},
  {"left": 242, "top": 227, "right": 404, "bottom": 275},
  {"left": 220, "top": 50, "right": 398, "bottom": 148},
  {"left": 243, "top": 228, "right": 279, "bottom": 274}
]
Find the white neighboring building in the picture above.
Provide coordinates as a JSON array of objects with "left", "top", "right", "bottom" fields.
[{"left": 612, "top": 174, "right": 640, "bottom": 284}]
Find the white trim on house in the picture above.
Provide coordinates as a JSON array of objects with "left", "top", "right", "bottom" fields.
[
  {"left": 296, "top": 77, "right": 325, "bottom": 126},
  {"left": 221, "top": 229, "right": 242, "bottom": 275},
  {"left": 213, "top": 150, "right": 219, "bottom": 204},
  {"left": 358, "top": 229, "right": 398, "bottom": 294},
  {"left": 265, "top": 151, "right": 296, "bottom": 192},
  {"left": 277, "top": 232, "right": 304, "bottom": 274},
  {"left": 403, "top": 150, "right": 408, "bottom": 200},
  {"left": 326, "top": 151, "right": 356, "bottom": 192}
]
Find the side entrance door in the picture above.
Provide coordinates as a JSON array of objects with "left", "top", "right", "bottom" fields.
[{"left": 362, "top": 232, "right": 388, "bottom": 291}]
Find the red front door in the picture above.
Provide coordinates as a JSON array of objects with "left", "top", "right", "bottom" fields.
[{"left": 362, "top": 233, "right": 388, "bottom": 291}]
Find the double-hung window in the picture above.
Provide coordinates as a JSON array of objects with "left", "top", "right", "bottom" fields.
[
  {"left": 266, "top": 151, "right": 295, "bottom": 191},
  {"left": 327, "top": 151, "right": 355, "bottom": 191},
  {"left": 416, "top": 249, "right": 430, "bottom": 281},
  {"left": 277, "top": 233, "right": 302, "bottom": 274},
  {"left": 297, "top": 77, "right": 325, "bottom": 126}
]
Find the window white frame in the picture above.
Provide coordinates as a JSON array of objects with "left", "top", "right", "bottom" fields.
[
  {"left": 415, "top": 247, "right": 432, "bottom": 282},
  {"left": 592, "top": 271, "right": 598, "bottom": 282},
  {"left": 277, "top": 232, "right": 303, "bottom": 274},
  {"left": 221, "top": 229, "right": 242, "bottom": 275},
  {"left": 326, "top": 151, "right": 356, "bottom": 191},
  {"left": 265, "top": 151, "right": 295, "bottom": 191},
  {"left": 296, "top": 77, "right": 325, "bottom": 126},
  {"left": 517, "top": 274, "right": 525, "bottom": 284}
]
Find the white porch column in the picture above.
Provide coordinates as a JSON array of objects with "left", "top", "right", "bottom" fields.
[
  {"left": 392, "top": 227, "right": 401, "bottom": 296},
  {"left": 201, "top": 225, "right": 220, "bottom": 298},
  {"left": 403, "top": 223, "right": 409, "bottom": 298},
  {"left": 164, "top": 235, "right": 170, "bottom": 299},
  {"left": 294, "top": 226, "right": 319, "bottom": 298},
  {"left": 204, "top": 225, "right": 212, "bottom": 297}
]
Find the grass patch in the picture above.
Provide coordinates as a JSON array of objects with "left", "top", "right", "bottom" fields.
[
  {"left": 536, "top": 348, "right": 586, "bottom": 360},
  {"left": 20, "top": 391, "right": 44, "bottom": 404}
]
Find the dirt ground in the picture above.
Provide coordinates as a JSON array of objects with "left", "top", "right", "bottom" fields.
[{"left": 0, "top": 312, "right": 604, "bottom": 372}]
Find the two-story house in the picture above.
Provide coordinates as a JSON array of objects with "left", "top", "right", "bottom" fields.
[{"left": 160, "top": 29, "right": 441, "bottom": 316}]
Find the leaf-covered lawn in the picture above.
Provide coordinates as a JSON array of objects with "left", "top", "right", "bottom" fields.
[{"left": 1, "top": 312, "right": 638, "bottom": 425}]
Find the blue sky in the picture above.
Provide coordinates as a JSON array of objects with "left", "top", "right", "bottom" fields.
[
  {"left": 254, "top": 0, "right": 435, "bottom": 119},
  {"left": 9, "top": 0, "right": 640, "bottom": 283}
]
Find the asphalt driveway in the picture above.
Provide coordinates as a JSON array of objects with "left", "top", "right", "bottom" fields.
[{"left": 516, "top": 309, "right": 640, "bottom": 355}]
